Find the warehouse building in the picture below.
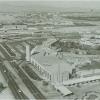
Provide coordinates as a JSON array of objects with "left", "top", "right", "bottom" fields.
[{"left": 26, "top": 45, "right": 75, "bottom": 84}]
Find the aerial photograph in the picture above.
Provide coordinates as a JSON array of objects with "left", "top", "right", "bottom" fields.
[{"left": 0, "top": 0, "right": 100, "bottom": 100}]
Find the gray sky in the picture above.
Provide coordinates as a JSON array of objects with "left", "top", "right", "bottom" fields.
[
  {"left": 0, "top": 0, "right": 100, "bottom": 12},
  {"left": 0, "top": 0, "right": 100, "bottom": 1}
]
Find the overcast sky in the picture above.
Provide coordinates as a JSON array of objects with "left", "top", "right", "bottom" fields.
[
  {"left": 0, "top": 0, "right": 100, "bottom": 1},
  {"left": 0, "top": 0, "right": 100, "bottom": 12}
]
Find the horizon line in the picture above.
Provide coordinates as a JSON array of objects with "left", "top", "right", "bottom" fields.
[{"left": 0, "top": 0, "right": 100, "bottom": 2}]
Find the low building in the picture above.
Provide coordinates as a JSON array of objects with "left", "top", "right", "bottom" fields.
[
  {"left": 3, "top": 25, "right": 27, "bottom": 30},
  {"left": 76, "top": 69, "right": 100, "bottom": 77},
  {"left": 76, "top": 61, "right": 100, "bottom": 77},
  {"left": 30, "top": 46, "right": 75, "bottom": 84}
]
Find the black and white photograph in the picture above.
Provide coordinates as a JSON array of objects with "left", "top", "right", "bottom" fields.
[{"left": 0, "top": 0, "right": 100, "bottom": 100}]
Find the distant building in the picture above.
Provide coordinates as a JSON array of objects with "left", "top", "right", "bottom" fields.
[
  {"left": 3, "top": 25, "right": 27, "bottom": 30},
  {"left": 80, "top": 33, "right": 100, "bottom": 47},
  {"left": 70, "top": 49, "right": 87, "bottom": 55}
]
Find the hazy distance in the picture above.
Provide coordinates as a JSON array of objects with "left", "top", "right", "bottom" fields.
[{"left": 0, "top": 1, "right": 100, "bottom": 12}]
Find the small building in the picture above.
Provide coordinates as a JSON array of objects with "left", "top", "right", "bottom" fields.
[
  {"left": 3, "top": 25, "right": 27, "bottom": 30},
  {"left": 54, "top": 84, "right": 72, "bottom": 96},
  {"left": 76, "top": 61, "right": 100, "bottom": 77}
]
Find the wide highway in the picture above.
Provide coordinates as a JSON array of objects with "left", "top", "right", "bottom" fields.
[
  {"left": 0, "top": 42, "right": 46, "bottom": 100},
  {"left": 1, "top": 42, "right": 16, "bottom": 57},
  {"left": 10, "top": 61, "right": 46, "bottom": 100},
  {"left": 0, "top": 63, "right": 28, "bottom": 99}
]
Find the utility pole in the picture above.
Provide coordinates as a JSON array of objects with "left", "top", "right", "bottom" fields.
[{"left": 58, "top": 63, "right": 61, "bottom": 83}]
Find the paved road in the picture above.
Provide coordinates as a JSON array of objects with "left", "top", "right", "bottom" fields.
[
  {"left": 10, "top": 61, "right": 46, "bottom": 100},
  {"left": 0, "top": 63, "right": 28, "bottom": 99},
  {"left": 22, "top": 65, "right": 42, "bottom": 81},
  {"left": 0, "top": 44, "right": 12, "bottom": 61},
  {"left": 63, "top": 75, "right": 100, "bottom": 86},
  {"left": 0, "top": 42, "right": 46, "bottom": 99},
  {"left": 1, "top": 42, "right": 16, "bottom": 57}
]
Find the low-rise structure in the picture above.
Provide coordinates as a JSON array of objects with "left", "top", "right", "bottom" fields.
[
  {"left": 26, "top": 45, "right": 75, "bottom": 84},
  {"left": 2, "top": 25, "right": 27, "bottom": 30},
  {"left": 76, "top": 61, "right": 100, "bottom": 77}
]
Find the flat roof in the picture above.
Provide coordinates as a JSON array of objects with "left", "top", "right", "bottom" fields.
[
  {"left": 31, "top": 46, "right": 74, "bottom": 74},
  {"left": 54, "top": 84, "right": 72, "bottom": 96}
]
